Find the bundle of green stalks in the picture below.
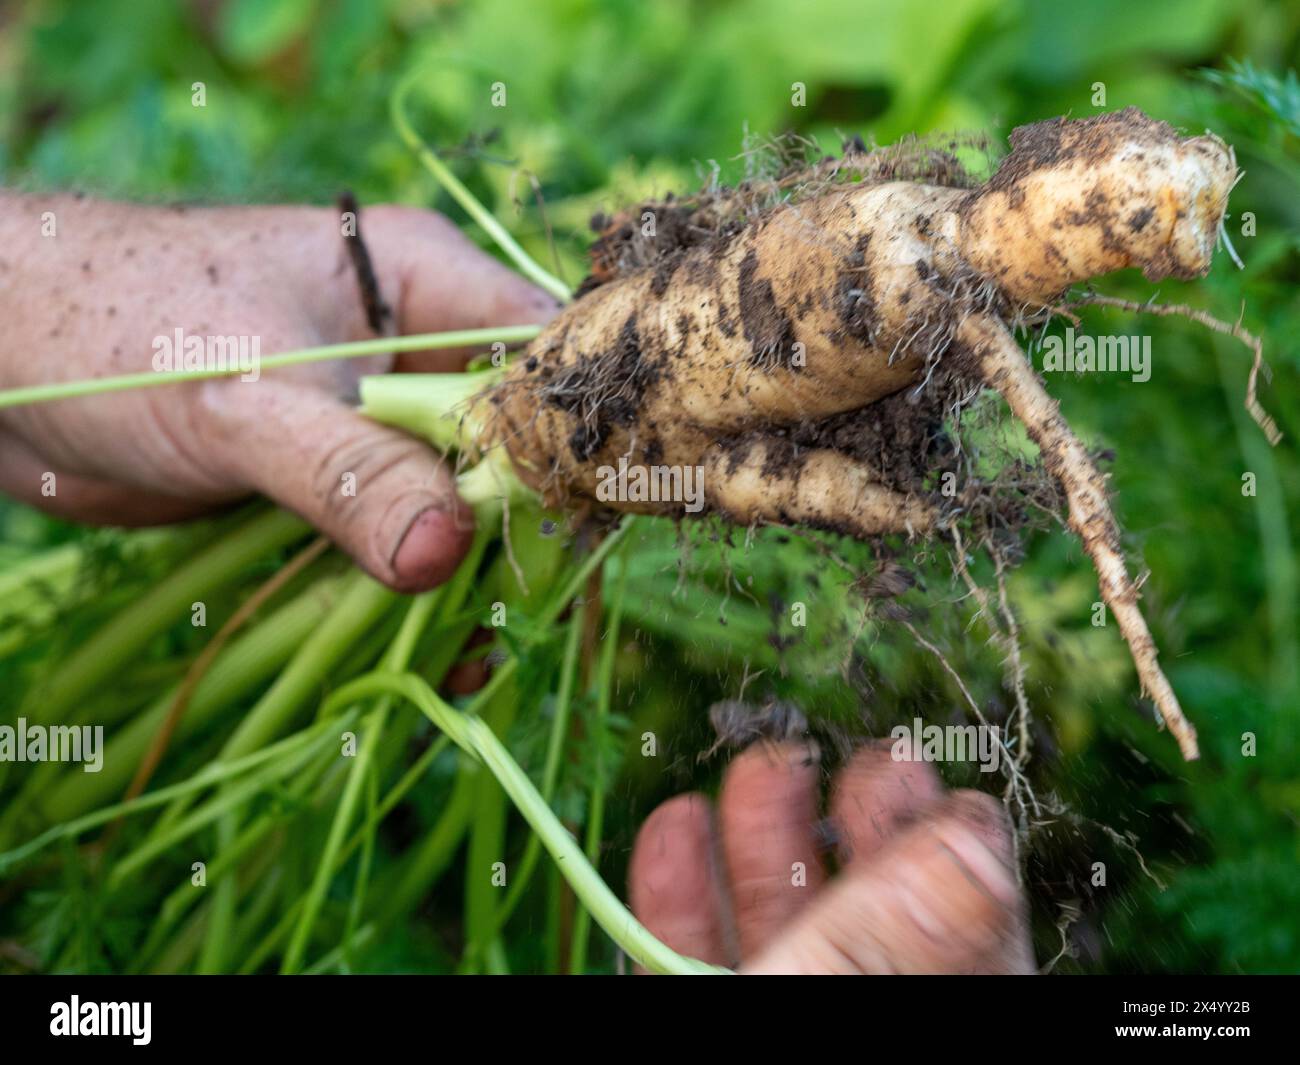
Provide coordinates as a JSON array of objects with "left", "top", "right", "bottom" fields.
[
  {"left": 0, "top": 474, "right": 905, "bottom": 975},
  {"left": 0, "top": 498, "right": 733, "bottom": 973}
]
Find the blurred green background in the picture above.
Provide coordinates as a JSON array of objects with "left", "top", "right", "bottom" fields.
[{"left": 0, "top": 0, "right": 1297, "bottom": 973}]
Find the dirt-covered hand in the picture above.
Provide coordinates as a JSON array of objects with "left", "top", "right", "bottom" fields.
[
  {"left": 629, "top": 742, "right": 1036, "bottom": 974},
  {"left": 0, "top": 195, "right": 558, "bottom": 590}
]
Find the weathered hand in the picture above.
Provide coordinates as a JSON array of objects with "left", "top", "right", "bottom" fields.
[
  {"left": 0, "top": 195, "right": 557, "bottom": 590},
  {"left": 629, "top": 742, "right": 1035, "bottom": 974}
]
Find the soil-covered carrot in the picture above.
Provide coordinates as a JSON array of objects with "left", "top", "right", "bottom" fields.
[{"left": 479, "top": 107, "right": 1253, "bottom": 760}]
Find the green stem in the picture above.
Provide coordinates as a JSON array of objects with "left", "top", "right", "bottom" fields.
[
  {"left": 0, "top": 714, "right": 347, "bottom": 875},
  {"left": 391, "top": 71, "right": 572, "bottom": 304},
  {"left": 0, "top": 327, "right": 539, "bottom": 410},
  {"left": 570, "top": 551, "right": 629, "bottom": 973},
  {"left": 107, "top": 725, "right": 343, "bottom": 889},
  {"left": 222, "top": 571, "right": 396, "bottom": 760},
  {"left": 197, "top": 814, "right": 238, "bottom": 973},
  {"left": 361, "top": 373, "right": 536, "bottom": 517},
  {"left": 470, "top": 599, "right": 585, "bottom": 955},
  {"left": 133, "top": 740, "right": 343, "bottom": 972},
  {"left": 405, "top": 514, "right": 632, "bottom": 730},
  {"left": 342, "top": 760, "right": 380, "bottom": 971},
  {"left": 148, "top": 906, "right": 209, "bottom": 975},
  {"left": 0, "top": 510, "right": 306, "bottom": 828},
  {"left": 230, "top": 544, "right": 492, "bottom": 972},
  {"left": 232, "top": 862, "right": 286, "bottom": 968},
  {"left": 139, "top": 570, "right": 393, "bottom": 847},
  {"left": 322, "top": 672, "right": 726, "bottom": 975},
  {"left": 13, "top": 508, "right": 308, "bottom": 730},
  {"left": 37, "top": 576, "right": 342, "bottom": 826},
  {"left": 461, "top": 677, "right": 518, "bottom": 973},
  {"left": 153, "top": 838, "right": 283, "bottom": 974},
  {"left": 165, "top": 733, "right": 451, "bottom": 975},
  {"left": 281, "top": 708, "right": 388, "bottom": 974},
  {"left": 360, "top": 370, "right": 500, "bottom": 452},
  {"left": 281, "top": 585, "right": 447, "bottom": 974},
  {"left": 250, "top": 741, "right": 467, "bottom": 975},
  {"left": 154, "top": 573, "right": 395, "bottom": 967},
  {"left": 236, "top": 531, "right": 491, "bottom": 972}
]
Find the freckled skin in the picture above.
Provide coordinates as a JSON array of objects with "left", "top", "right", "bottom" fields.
[{"left": 0, "top": 195, "right": 558, "bottom": 590}]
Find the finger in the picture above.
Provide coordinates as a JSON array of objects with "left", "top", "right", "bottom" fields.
[
  {"left": 0, "top": 425, "right": 218, "bottom": 526},
  {"left": 938, "top": 788, "right": 1019, "bottom": 866},
  {"left": 628, "top": 793, "right": 733, "bottom": 969},
  {"left": 202, "top": 380, "right": 473, "bottom": 592},
  {"left": 365, "top": 206, "right": 561, "bottom": 372},
  {"left": 744, "top": 791, "right": 1033, "bottom": 975},
  {"left": 717, "top": 741, "right": 827, "bottom": 958},
  {"left": 829, "top": 742, "right": 944, "bottom": 867}
]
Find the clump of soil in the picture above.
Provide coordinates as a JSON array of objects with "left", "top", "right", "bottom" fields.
[
  {"left": 578, "top": 129, "right": 991, "bottom": 296},
  {"left": 532, "top": 313, "right": 661, "bottom": 461},
  {"left": 981, "top": 106, "right": 1166, "bottom": 197}
]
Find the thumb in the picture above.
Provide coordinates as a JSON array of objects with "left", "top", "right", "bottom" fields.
[{"left": 207, "top": 380, "right": 474, "bottom": 592}]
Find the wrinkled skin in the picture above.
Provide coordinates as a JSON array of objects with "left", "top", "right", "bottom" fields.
[
  {"left": 0, "top": 196, "right": 557, "bottom": 590},
  {"left": 630, "top": 741, "right": 1036, "bottom": 974}
]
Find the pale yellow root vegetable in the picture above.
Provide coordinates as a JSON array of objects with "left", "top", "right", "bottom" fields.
[{"left": 475, "top": 107, "right": 1261, "bottom": 759}]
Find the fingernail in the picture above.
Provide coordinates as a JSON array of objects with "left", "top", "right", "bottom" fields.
[
  {"left": 936, "top": 826, "right": 1021, "bottom": 909},
  {"left": 765, "top": 740, "right": 818, "bottom": 769},
  {"left": 944, "top": 793, "right": 1015, "bottom": 864},
  {"left": 391, "top": 505, "right": 474, "bottom": 591}
]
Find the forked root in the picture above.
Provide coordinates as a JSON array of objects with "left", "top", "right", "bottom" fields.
[
  {"left": 1064, "top": 294, "right": 1281, "bottom": 446},
  {"left": 960, "top": 314, "right": 1199, "bottom": 761}
]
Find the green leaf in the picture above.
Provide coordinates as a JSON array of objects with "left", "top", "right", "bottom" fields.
[{"left": 218, "top": 0, "right": 319, "bottom": 66}]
